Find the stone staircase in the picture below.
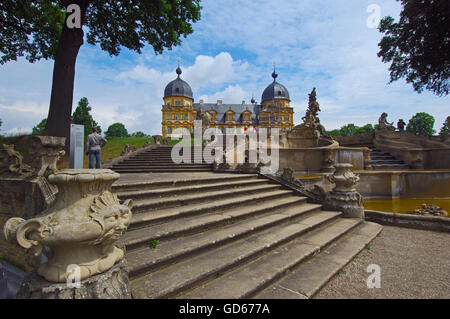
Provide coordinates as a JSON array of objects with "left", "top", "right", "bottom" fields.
[
  {"left": 369, "top": 149, "right": 410, "bottom": 170},
  {"left": 111, "top": 146, "right": 212, "bottom": 173},
  {"left": 113, "top": 172, "right": 382, "bottom": 299}
]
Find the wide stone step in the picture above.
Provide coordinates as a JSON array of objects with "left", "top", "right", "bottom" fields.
[
  {"left": 126, "top": 203, "right": 326, "bottom": 280},
  {"left": 369, "top": 159, "right": 403, "bottom": 164},
  {"left": 116, "top": 178, "right": 270, "bottom": 200},
  {"left": 130, "top": 208, "right": 338, "bottom": 299},
  {"left": 130, "top": 183, "right": 284, "bottom": 213},
  {"left": 113, "top": 163, "right": 211, "bottom": 168},
  {"left": 254, "top": 221, "right": 382, "bottom": 299},
  {"left": 372, "top": 164, "right": 410, "bottom": 170},
  {"left": 121, "top": 195, "right": 308, "bottom": 248},
  {"left": 177, "top": 216, "right": 360, "bottom": 299},
  {"left": 128, "top": 189, "right": 295, "bottom": 229},
  {"left": 112, "top": 167, "right": 212, "bottom": 173},
  {"left": 112, "top": 174, "right": 258, "bottom": 192}
]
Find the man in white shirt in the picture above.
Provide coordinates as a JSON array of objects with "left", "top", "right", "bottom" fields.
[{"left": 85, "top": 127, "right": 107, "bottom": 168}]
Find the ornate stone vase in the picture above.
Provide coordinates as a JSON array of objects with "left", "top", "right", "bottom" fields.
[
  {"left": 327, "top": 163, "right": 359, "bottom": 192},
  {"left": 3, "top": 169, "right": 132, "bottom": 283},
  {"left": 326, "top": 164, "right": 364, "bottom": 219}
]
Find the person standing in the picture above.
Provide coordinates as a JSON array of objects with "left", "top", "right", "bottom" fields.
[
  {"left": 85, "top": 127, "right": 107, "bottom": 169},
  {"left": 397, "top": 119, "right": 406, "bottom": 132}
]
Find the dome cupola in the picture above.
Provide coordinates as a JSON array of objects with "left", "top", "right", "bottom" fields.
[
  {"left": 164, "top": 65, "right": 193, "bottom": 99},
  {"left": 261, "top": 67, "right": 290, "bottom": 103}
]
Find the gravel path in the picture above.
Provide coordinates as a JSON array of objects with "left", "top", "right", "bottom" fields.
[{"left": 315, "top": 225, "right": 450, "bottom": 299}]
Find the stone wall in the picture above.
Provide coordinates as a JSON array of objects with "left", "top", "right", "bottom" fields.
[
  {"left": 0, "top": 177, "right": 54, "bottom": 271},
  {"left": 334, "top": 133, "right": 375, "bottom": 147},
  {"left": 277, "top": 147, "right": 365, "bottom": 173},
  {"left": 297, "top": 170, "right": 450, "bottom": 199},
  {"left": 357, "top": 171, "right": 450, "bottom": 198}
]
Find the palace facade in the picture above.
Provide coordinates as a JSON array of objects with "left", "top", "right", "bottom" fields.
[{"left": 161, "top": 66, "right": 294, "bottom": 137}]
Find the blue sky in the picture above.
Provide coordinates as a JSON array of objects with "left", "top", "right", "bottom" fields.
[{"left": 0, "top": 0, "right": 448, "bottom": 136}]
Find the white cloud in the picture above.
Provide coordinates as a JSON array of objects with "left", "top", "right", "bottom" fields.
[
  {"left": 0, "top": 0, "right": 448, "bottom": 137},
  {"left": 198, "top": 85, "right": 248, "bottom": 104},
  {"left": 4, "top": 127, "right": 32, "bottom": 136}
]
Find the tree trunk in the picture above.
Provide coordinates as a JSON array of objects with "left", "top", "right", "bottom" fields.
[{"left": 45, "top": 1, "right": 90, "bottom": 148}]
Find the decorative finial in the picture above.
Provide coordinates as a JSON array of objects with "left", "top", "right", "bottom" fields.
[
  {"left": 272, "top": 63, "right": 278, "bottom": 81},
  {"left": 175, "top": 58, "right": 182, "bottom": 77},
  {"left": 251, "top": 93, "right": 255, "bottom": 104}
]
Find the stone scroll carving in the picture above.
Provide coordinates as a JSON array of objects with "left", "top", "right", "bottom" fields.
[
  {"left": 28, "top": 136, "right": 66, "bottom": 177},
  {"left": 3, "top": 169, "right": 133, "bottom": 283},
  {"left": 120, "top": 144, "right": 137, "bottom": 156},
  {"left": 0, "top": 144, "right": 33, "bottom": 178},
  {"left": 0, "top": 136, "right": 66, "bottom": 179}
]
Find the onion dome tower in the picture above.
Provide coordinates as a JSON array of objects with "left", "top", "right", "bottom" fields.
[
  {"left": 162, "top": 62, "right": 195, "bottom": 137},
  {"left": 261, "top": 67, "right": 290, "bottom": 106}
]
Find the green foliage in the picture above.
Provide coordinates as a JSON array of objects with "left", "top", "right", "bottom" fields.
[
  {"left": 406, "top": 112, "right": 436, "bottom": 136},
  {"left": 32, "top": 118, "right": 47, "bottom": 135},
  {"left": 0, "top": 0, "right": 202, "bottom": 64},
  {"left": 72, "top": 97, "right": 101, "bottom": 138},
  {"left": 131, "top": 131, "right": 147, "bottom": 138},
  {"left": 149, "top": 240, "right": 159, "bottom": 250},
  {"left": 326, "top": 123, "right": 375, "bottom": 137},
  {"left": 439, "top": 117, "right": 450, "bottom": 136},
  {"left": 105, "top": 122, "right": 129, "bottom": 138},
  {"left": 377, "top": 0, "right": 450, "bottom": 96},
  {"left": 0, "top": 1, "right": 65, "bottom": 63}
]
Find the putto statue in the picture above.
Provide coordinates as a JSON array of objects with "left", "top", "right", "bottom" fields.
[{"left": 377, "top": 112, "right": 395, "bottom": 131}]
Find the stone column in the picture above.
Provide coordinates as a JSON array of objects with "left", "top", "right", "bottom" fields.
[
  {"left": 363, "top": 147, "right": 373, "bottom": 170},
  {"left": 3, "top": 169, "right": 133, "bottom": 299},
  {"left": 325, "top": 163, "right": 364, "bottom": 219}
]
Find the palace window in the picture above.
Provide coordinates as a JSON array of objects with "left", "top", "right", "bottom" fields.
[
  {"left": 167, "top": 113, "right": 171, "bottom": 120},
  {"left": 167, "top": 127, "right": 172, "bottom": 133},
  {"left": 175, "top": 113, "right": 179, "bottom": 120},
  {"left": 245, "top": 115, "right": 250, "bottom": 121},
  {"left": 228, "top": 115, "right": 233, "bottom": 121},
  {"left": 285, "top": 115, "right": 289, "bottom": 121},
  {"left": 175, "top": 100, "right": 181, "bottom": 106},
  {"left": 184, "top": 113, "right": 188, "bottom": 120}
]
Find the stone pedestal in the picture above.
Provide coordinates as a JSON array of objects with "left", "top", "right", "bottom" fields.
[{"left": 16, "top": 258, "right": 131, "bottom": 299}]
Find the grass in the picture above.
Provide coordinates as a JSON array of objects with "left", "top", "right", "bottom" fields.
[
  {"left": 149, "top": 240, "right": 159, "bottom": 249},
  {"left": 99, "top": 136, "right": 154, "bottom": 164}
]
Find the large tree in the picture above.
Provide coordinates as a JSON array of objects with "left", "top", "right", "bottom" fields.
[
  {"left": 377, "top": 0, "right": 450, "bottom": 96},
  {"left": 72, "top": 97, "right": 101, "bottom": 138},
  {"left": 105, "top": 122, "right": 129, "bottom": 138},
  {"left": 0, "top": 0, "right": 202, "bottom": 143},
  {"left": 406, "top": 112, "right": 436, "bottom": 136}
]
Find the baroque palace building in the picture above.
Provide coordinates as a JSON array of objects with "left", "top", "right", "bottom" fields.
[{"left": 161, "top": 65, "right": 294, "bottom": 137}]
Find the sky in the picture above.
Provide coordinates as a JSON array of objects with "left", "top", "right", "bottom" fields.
[{"left": 0, "top": 0, "right": 448, "bottom": 136}]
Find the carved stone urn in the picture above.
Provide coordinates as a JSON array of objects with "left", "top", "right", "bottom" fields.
[
  {"left": 325, "top": 164, "right": 364, "bottom": 219},
  {"left": 3, "top": 169, "right": 132, "bottom": 283}
]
